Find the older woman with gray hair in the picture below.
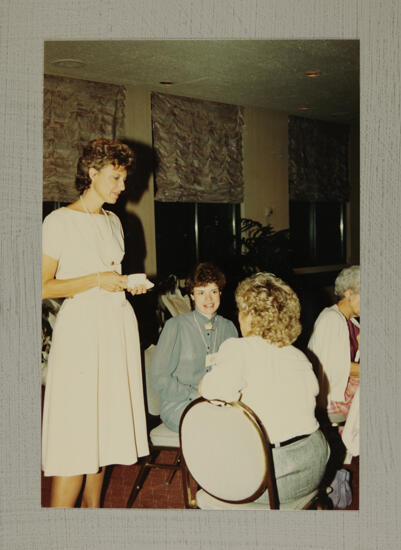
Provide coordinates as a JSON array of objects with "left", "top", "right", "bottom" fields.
[{"left": 308, "top": 266, "right": 360, "bottom": 421}]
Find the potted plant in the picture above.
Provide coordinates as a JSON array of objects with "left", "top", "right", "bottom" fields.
[{"left": 238, "top": 218, "right": 294, "bottom": 283}]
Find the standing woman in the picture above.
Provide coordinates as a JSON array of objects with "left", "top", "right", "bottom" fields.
[{"left": 42, "top": 138, "right": 149, "bottom": 507}]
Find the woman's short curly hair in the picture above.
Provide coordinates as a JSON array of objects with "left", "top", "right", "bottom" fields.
[
  {"left": 75, "top": 138, "right": 134, "bottom": 194},
  {"left": 235, "top": 272, "right": 301, "bottom": 347},
  {"left": 334, "top": 265, "right": 360, "bottom": 299},
  {"left": 186, "top": 262, "right": 226, "bottom": 294}
]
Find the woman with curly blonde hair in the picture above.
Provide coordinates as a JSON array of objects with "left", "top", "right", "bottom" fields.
[
  {"left": 235, "top": 272, "right": 302, "bottom": 346},
  {"left": 200, "top": 272, "right": 329, "bottom": 507}
]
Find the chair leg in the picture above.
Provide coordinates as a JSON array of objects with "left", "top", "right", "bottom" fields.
[
  {"left": 165, "top": 450, "right": 180, "bottom": 485},
  {"left": 126, "top": 453, "right": 158, "bottom": 508},
  {"left": 100, "top": 465, "right": 113, "bottom": 508},
  {"left": 126, "top": 448, "right": 188, "bottom": 508},
  {"left": 303, "top": 488, "right": 333, "bottom": 510},
  {"left": 316, "top": 489, "right": 334, "bottom": 510},
  {"left": 180, "top": 457, "right": 198, "bottom": 509}
]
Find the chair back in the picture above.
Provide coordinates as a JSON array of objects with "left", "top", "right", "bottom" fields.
[
  {"left": 179, "top": 398, "right": 279, "bottom": 508},
  {"left": 143, "top": 345, "right": 160, "bottom": 416},
  {"left": 160, "top": 291, "right": 191, "bottom": 317}
]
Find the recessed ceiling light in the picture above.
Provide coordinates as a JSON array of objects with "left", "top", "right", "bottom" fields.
[
  {"left": 305, "top": 71, "right": 321, "bottom": 78},
  {"left": 159, "top": 81, "right": 174, "bottom": 86},
  {"left": 298, "top": 106, "right": 310, "bottom": 111},
  {"left": 50, "top": 58, "right": 86, "bottom": 69}
]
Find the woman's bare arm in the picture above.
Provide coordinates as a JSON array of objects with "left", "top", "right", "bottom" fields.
[
  {"left": 42, "top": 254, "right": 128, "bottom": 300},
  {"left": 349, "top": 361, "right": 360, "bottom": 377}
]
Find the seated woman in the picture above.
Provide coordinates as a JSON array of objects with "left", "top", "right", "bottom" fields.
[
  {"left": 200, "top": 272, "right": 329, "bottom": 506},
  {"left": 307, "top": 265, "right": 360, "bottom": 422},
  {"left": 149, "top": 262, "right": 238, "bottom": 432}
]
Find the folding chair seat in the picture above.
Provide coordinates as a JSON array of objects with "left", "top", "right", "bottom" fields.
[{"left": 196, "top": 487, "right": 319, "bottom": 510}]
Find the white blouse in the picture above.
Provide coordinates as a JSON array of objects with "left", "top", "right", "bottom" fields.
[
  {"left": 307, "top": 304, "right": 359, "bottom": 403},
  {"left": 42, "top": 207, "right": 124, "bottom": 280},
  {"left": 200, "top": 336, "right": 319, "bottom": 444}
]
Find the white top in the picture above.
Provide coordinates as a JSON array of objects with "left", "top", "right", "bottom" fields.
[
  {"left": 342, "top": 385, "right": 360, "bottom": 456},
  {"left": 41, "top": 207, "right": 150, "bottom": 476},
  {"left": 307, "top": 304, "right": 359, "bottom": 403},
  {"left": 42, "top": 207, "right": 124, "bottom": 280},
  {"left": 200, "top": 336, "right": 319, "bottom": 444}
]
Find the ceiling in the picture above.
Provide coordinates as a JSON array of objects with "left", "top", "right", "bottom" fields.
[{"left": 44, "top": 40, "right": 359, "bottom": 124}]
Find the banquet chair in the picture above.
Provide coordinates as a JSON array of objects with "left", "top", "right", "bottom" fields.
[
  {"left": 156, "top": 274, "right": 191, "bottom": 330},
  {"left": 160, "top": 289, "right": 191, "bottom": 318},
  {"left": 179, "top": 397, "right": 332, "bottom": 510},
  {"left": 126, "top": 344, "right": 192, "bottom": 508}
]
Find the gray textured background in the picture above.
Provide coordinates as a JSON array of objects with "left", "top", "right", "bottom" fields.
[{"left": 1, "top": 1, "right": 400, "bottom": 548}]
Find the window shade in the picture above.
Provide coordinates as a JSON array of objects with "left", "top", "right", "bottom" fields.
[
  {"left": 288, "top": 115, "right": 350, "bottom": 202},
  {"left": 43, "top": 74, "right": 126, "bottom": 202},
  {"left": 151, "top": 92, "right": 244, "bottom": 203}
]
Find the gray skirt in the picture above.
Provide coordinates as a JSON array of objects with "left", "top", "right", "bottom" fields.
[
  {"left": 160, "top": 392, "right": 197, "bottom": 432},
  {"left": 255, "top": 429, "right": 330, "bottom": 505}
]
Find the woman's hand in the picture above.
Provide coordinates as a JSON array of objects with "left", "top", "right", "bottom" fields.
[
  {"left": 350, "top": 361, "right": 360, "bottom": 377},
  {"left": 126, "top": 284, "right": 148, "bottom": 295},
  {"left": 99, "top": 272, "right": 128, "bottom": 292}
]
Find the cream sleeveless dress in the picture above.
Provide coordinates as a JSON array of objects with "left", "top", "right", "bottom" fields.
[{"left": 42, "top": 207, "right": 149, "bottom": 476}]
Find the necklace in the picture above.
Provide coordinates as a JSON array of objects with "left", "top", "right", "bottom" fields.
[
  {"left": 79, "top": 195, "right": 120, "bottom": 267},
  {"left": 193, "top": 312, "right": 218, "bottom": 354},
  {"left": 80, "top": 194, "right": 113, "bottom": 233}
]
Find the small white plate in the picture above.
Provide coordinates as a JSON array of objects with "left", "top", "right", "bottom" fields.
[{"left": 127, "top": 273, "right": 154, "bottom": 290}]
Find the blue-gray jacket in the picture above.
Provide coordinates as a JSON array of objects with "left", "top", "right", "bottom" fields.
[{"left": 149, "top": 309, "right": 238, "bottom": 431}]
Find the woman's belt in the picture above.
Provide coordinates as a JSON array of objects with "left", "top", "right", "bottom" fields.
[{"left": 270, "top": 433, "right": 310, "bottom": 449}]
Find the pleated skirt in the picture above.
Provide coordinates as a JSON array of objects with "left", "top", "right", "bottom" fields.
[{"left": 42, "top": 288, "right": 149, "bottom": 477}]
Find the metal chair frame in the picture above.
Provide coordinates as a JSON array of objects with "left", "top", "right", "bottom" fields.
[
  {"left": 179, "top": 397, "right": 332, "bottom": 510},
  {"left": 126, "top": 342, "right": 192, "bottom": 508},
  {"left": 126, "top": 436, "right": 192, "bottom": 508}
]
